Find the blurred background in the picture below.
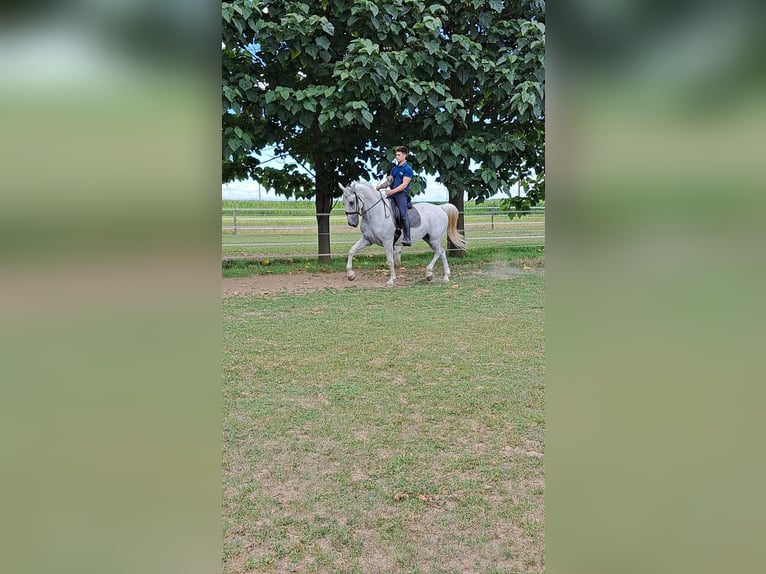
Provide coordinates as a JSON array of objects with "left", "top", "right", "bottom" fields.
[
  {"left": 548, "top": 1, "right": 766, "bottom": 573},
  {"left": 2, "top": 1, "right": 765, "bottom": 573},
  {"left": 0, "top": 3, "right": 220, "bottom": 574}
]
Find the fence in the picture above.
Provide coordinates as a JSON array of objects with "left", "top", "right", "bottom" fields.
[{"left": 222, "top": 204, "right": 544, "bottom": 260}]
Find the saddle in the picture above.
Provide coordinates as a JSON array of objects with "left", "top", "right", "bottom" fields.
[{"left": 389, "top": 198, "right": 421, "bottom": 229}]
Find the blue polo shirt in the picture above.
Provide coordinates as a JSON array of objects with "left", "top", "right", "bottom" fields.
[{"left": 391, "top": 162, "right": 414, "bottom": 193}]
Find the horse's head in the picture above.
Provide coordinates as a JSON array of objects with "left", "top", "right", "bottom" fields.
[{"left": 338, "top": 182, "right": 361, "bottom": 228}]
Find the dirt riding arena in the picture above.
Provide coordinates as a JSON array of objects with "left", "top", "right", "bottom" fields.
[{"left": 221, "top": 261, "right": 543, "bottom": 298}]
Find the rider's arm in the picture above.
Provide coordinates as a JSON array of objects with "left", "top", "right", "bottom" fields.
[
  {"left": 376, "top": 176, "right": 393, "bottom": 191},
  {"left": 386, "top": 176, "right": 411, "bottom": 196}
]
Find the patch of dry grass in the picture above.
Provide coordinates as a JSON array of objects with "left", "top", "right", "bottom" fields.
[{"left": 223, "top": 272, "right": 544, "bottom": 573}]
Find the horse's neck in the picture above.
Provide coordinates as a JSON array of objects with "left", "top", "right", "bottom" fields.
[
  {"left": 357, "top": 186, "right": 378, "bottom": 209},
  {"left": 358, "top": 186, "right": 389, "bottom": 225},
  {"left": 356, "top": 184, "right": 376, "bottom": 202}
]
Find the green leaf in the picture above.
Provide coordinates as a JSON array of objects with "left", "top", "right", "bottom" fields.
[
  {"left": 321, "top": 20, "right": 335, "bottom": 35},
  {"left": 361, "top": 109, "right": 374, "bottom": 124},
  {"left": 317, "top": 36, "right": 330, "bottom": 52}
]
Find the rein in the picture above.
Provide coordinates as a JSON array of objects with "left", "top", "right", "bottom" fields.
[{"left": 344, "top": 189, "right": 390, "bottom": 218}]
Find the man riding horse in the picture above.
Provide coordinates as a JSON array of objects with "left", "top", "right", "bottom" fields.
[{"left": 375, "top": 145, "right": 413, "bottom": 246}]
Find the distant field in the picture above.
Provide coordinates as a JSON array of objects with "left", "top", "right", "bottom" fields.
[{"left": 222, "top": 199, "right": 545, "bottom": 260}]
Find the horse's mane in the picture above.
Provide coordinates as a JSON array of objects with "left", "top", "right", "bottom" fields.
[{"left": 352, "top": 181, "right": 377, "bottom": 195}]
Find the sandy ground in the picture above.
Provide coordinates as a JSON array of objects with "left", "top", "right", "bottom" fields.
[
  {"left": 221, "top": 261, "right": 542, "bottom": 298},
  {"left": 222, "top": 268, "right": 412, "bottom": 297}
]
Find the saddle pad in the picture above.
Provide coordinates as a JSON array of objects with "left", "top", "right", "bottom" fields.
[
  {"left": 407, "top": 206, "right": 422, "bottom": 228},
  {"left": 391, "top": 201, "right": 422, "bottom": 228}
]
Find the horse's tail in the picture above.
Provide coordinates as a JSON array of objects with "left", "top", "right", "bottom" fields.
[{"left": 440, "top": 203, "right": 467, "bottom": 251}]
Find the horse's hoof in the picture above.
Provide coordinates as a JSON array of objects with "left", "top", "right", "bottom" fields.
[
  {"left": 347, "top": 271, "right": 356, "bottom": 281},
  {"left": 385, "top": 280, "right": 395, "bottom": 287},
  {"left": 426, "top": 273, "right": 434, "bottom": 282},
  {"left": 443, "top": 276, "right": 450, "bottom": 283}
]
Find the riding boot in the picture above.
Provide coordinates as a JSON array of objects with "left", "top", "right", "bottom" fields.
[{"left": 401, "top": 217, "right": 412, "bottom": 246}]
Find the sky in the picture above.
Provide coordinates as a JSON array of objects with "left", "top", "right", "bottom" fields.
[{"left": 222, "top": 174, "right": 516, "bottom": 202}]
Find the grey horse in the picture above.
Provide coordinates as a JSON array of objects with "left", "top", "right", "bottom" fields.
[{"left": 339, "top": 181, "right": 467, "bottom": 286}]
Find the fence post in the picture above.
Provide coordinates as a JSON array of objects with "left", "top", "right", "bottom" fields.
[{"left": 233, "top": 208, "right": 237, "bottom": 235}]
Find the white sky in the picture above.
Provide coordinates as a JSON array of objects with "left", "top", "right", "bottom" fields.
[{"left": 222, "top": 174, "right": 515, "bottom": 202}]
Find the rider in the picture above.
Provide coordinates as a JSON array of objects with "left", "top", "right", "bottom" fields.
[{"left": 375, "top": 146, "right": 413, "bottom": 246}]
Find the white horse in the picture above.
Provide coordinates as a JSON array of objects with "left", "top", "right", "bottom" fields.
[{"left": 339, "top": 181, "right": 467, "bottom": 286}]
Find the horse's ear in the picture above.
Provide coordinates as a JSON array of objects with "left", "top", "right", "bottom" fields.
[{"left": 337, "top": 182, "right": 346, "bottom": 192}]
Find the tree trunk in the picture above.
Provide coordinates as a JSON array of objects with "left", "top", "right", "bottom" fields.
[
  {"left": 315, "top": 170, "right": 332, "bottom": 263},
  {"left": 312, "top": 120, "right": 332, "bottom": 263},
  {"left": 444, "top": 180, "right": 466, "bottom": 257}
]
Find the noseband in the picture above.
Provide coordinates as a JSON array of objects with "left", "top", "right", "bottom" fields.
[{"left": 344, "top": 191, "right": 365, "bottom": 216}]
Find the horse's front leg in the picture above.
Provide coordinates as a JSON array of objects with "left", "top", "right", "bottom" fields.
[
  {"left": 383, "top": 242, "right": 397, "bottom": 286},
  {"left": 347, "top": 236, "right": 372, "bottom": 281}
]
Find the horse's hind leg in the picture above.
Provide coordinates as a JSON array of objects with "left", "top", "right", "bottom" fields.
[
  {"left": 426, "top": 237, "right": 451, "bottom": 283},
  {"left": 425, "top": 245, "right": 442, "bottom": 282},
  {"left": 439, "top": 247, "right": 451, "bottom": 283}
]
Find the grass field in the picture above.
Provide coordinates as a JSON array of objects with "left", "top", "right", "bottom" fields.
[
  {"left": 222, "top": 261, "right": 545, "bottom": 573},
  {"left": 222, "top": 199, "right": 545, "bottom": 260},
  {"left": 222, "top": 244, "right": 545, "bottom": 279}
]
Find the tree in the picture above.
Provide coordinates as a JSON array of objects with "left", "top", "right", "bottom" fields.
[
  {"left": 222, "top": 1, "right": 544, "bottom": 259},
  {"left": 222, "top": 1, "right": 394, "bottom": 261},
  {"left": 374, "top": 0, "right": 545, "bottom": 254}
]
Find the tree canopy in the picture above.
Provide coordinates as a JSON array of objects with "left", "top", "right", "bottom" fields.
[{"left": 222, "top": 0, "right": 545, "bottom": 259}]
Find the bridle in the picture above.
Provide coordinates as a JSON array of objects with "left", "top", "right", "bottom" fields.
[{"left": 343, "top": 184, "right": 389, "bottom": 218}]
